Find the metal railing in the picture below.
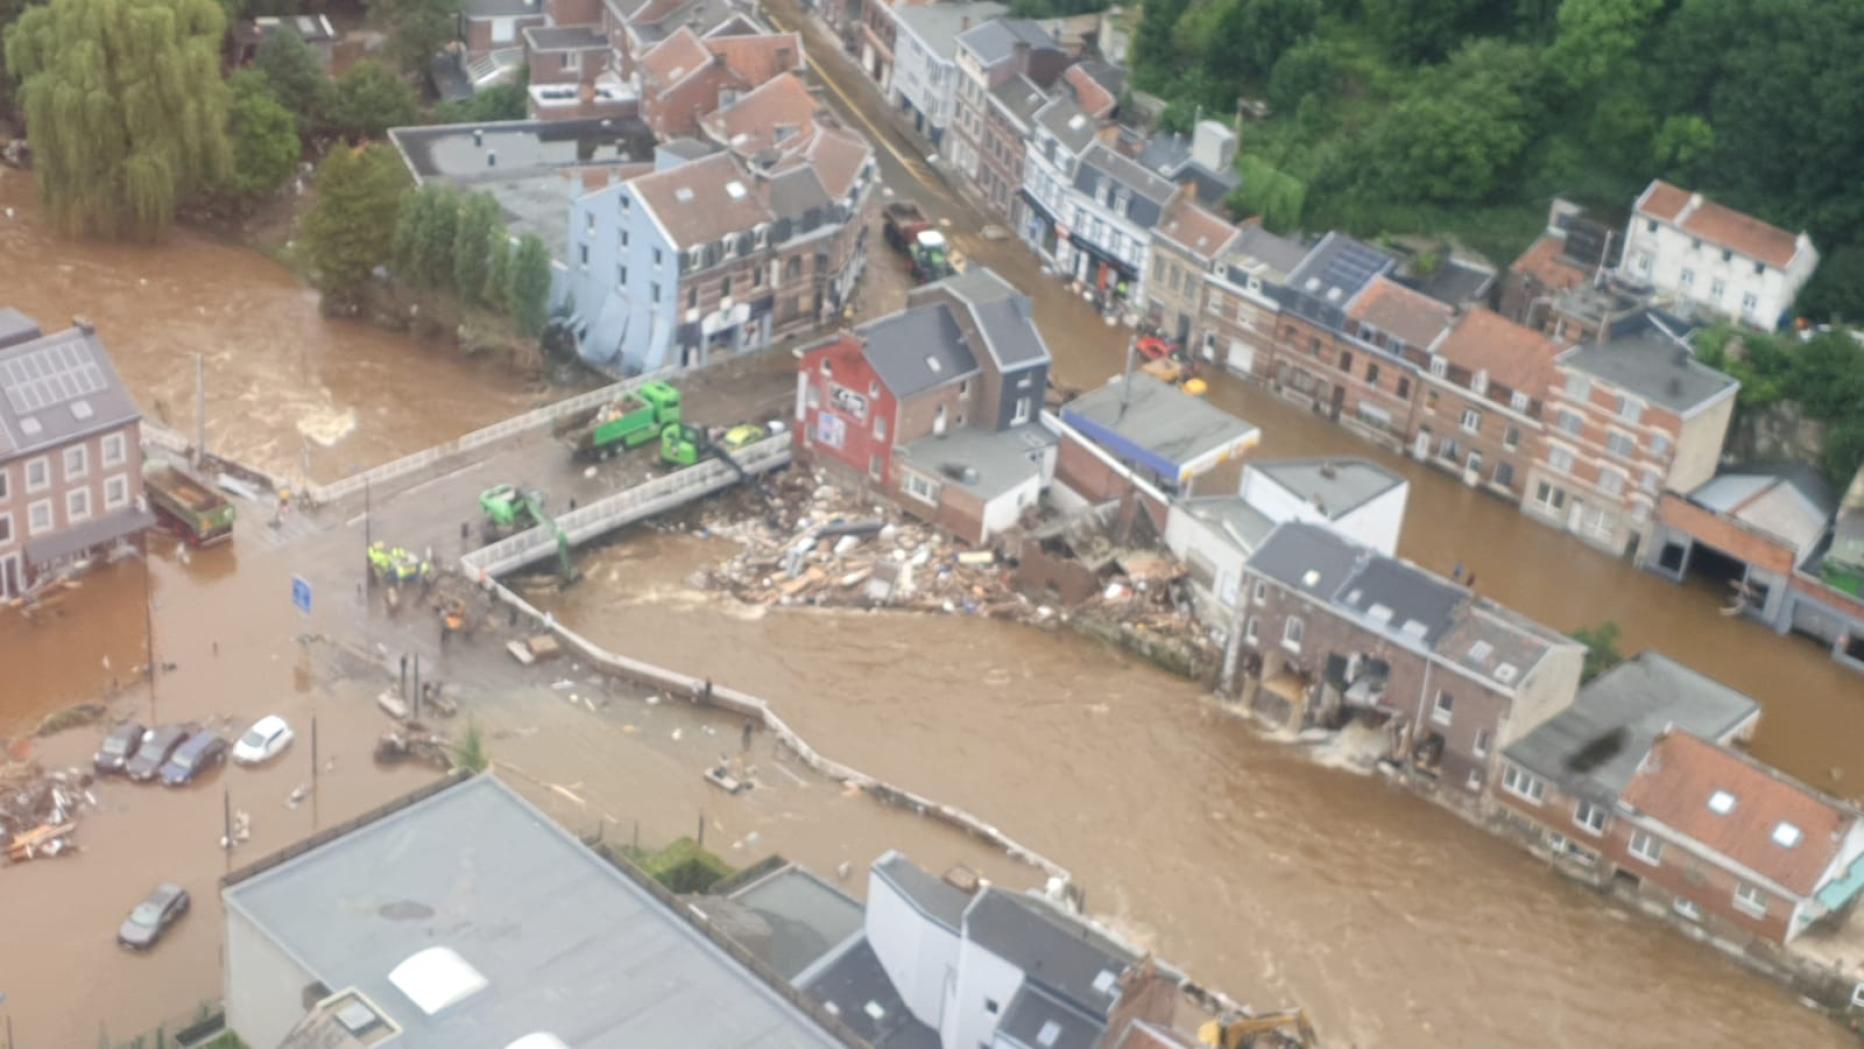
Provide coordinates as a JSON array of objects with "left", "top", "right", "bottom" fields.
[{"left": 460, "top": 435, "right": 793, "bottom": 577}]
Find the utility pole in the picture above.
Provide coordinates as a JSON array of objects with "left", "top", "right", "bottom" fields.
[
  {"left": 310, "top": 715, "right": 320, "bottom": 828},
  {"left": 363, "top": 476, "right": 373, "bottom": 595},
  {"left": 143, "top": 536, "right": 157, "bottom": 723},
  {"left": 223, "top": 786, "right": 233, "bottom": 872},
  {"left": 193, "top": 353, "right": 205, "bottom": 469}
]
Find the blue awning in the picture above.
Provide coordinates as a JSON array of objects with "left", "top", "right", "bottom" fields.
[{"left": 1817, "top": 851, "right": 1864, "bottom": 911}]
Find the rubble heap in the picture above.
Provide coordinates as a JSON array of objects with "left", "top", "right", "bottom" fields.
[{"left": 0, "top": 761, "right": 93, "bottom": 863}]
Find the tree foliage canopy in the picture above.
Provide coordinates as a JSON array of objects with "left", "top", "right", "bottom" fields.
[
  {"left": 5, "top": 0, "right": 232, "bottom": 239},
  {"left": 507, "top": 234, "right": 552, "bottom": 338},
  {"left": 302, "top": 143, "right": 407, "bottom": 304},
  {"left": 326, "top": 60, "right": 420, "bottom": 140},
  {"left": 253, "top": 23, "right": 332, "bottom": 128},
  {"left": 366, "top": 0, "right": 458, "bottom": 76},
  {"left": 225, "top": 70, "right": 299, "bottom": 198},
  {"left": 453, "top": 192, "right": 503, "bottom": 306}
]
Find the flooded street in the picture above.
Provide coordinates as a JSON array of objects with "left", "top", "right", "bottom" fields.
[
  {"left": 536, "top": 532, "right": 1851, "bottom": 1048},
  {"left": 0, "top": 172, "right": 551, "bottom": 481}
]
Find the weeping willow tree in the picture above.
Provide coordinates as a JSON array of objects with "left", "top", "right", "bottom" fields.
[{"left": 4, "top": 0, "right": 232, "bottom": 239}]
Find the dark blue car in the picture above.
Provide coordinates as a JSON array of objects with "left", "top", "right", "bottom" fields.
[{"left": 160, "top": 732, "right": 228, "bottom": 786}]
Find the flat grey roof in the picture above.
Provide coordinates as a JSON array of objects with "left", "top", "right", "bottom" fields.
[
  {"left": 871, "top": 852, "right": 970, "bottom": 931},
  {"left": 390, "top": 118, "right": 655, "bottom": 183},
  {"left": 798, "top": 937, "right": 940, "bottom": 1049},
  {"left": 893, "top": 1, "right": 1008, "bottom": 60},
  {"left": 1061, "top": 374, "right": 1259, "bottom": 474},
  {"left": 726, "top": 866, "right": 865, "bottom": 981},
  {"left": 963, "top": 889, "right": 1132, "bottom": 1016},
  {"left": 1251, "top": 458, "right": 1404, "bottom": 520},
  {"left": 989, "top": 75, "right": 1048, "bottom": 125},
  {"left": 1178, "top": 496, "right": 1275, "bottom": 553},
  {"left": 898, "top": 424, "right": 1055, "bottom": 502},
  {"left": 956, "top": 17, "right": 1056, "bottom": 65},
  {"left": 1245, "top": 521, "right": 1364, "bottom": 599},
  {"left": 858, "top": 304, "right": 979, "bottom": 399},
  {"left": 999, "top": 983, "right": 1103, "bottom": 1049},
  {"left": 1504, "top": 652, "right": 1761, "bottom": 805},
  {"left": 1401, "top": 257, "right": 1495, "bottom": 308},
  {"left": 925, "top": 267, "right": 1049, "bottom": 370},
  {"left": 223, "top": 776, "right": 841, "bottom": 1047},
  {"left": 0, "top": 319, "right": 141, "bottom": 459},
  {"left": 524, "top": 24, "right": 607, "bottom": 49},
  {"left": 1034, "top": 95, "right": 1097, "bottom": 155},
  {"left": 1564, "top": 333, "right": 1738, "bottom": 414}
]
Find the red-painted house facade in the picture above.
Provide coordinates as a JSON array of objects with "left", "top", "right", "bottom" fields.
[{"left": 796, "top": 332, "right": 901, "bottom": 487}]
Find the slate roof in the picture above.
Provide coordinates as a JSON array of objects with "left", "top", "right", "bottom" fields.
[
  {"left": 797, "top": 937, "right": 940, "bottom": 1049},
  {"left": 1245, "top": 521, "right": 1365, "bottom": 598},
  {"left": 892, "top": 1, "right": 1008, "bottom": 60},
  {"left": 1623, "top": 731, "right": 1855, "bottom": 896},
  {"left": 1434, "top": 307, "right": 1565, "bottom": 400},
  {"left": 1334, "top": 556, "right": 1464, "bottom": 647},
  {"left": 1401, "top": 257, "right": 1495, "bottom": 308},
  {"left": 1562, "top": 332, "right": 1739, "bottom": 415},
  {"left": 1177, "top": 496, "right": 1276, "bottom": 553},
  {"left": 1133, "top": 130, "right": 1238, "bottom": 207},
  {"left": 1433, "top": 600, "right": 1573, "bottom": 694},
  {"left": 998, "top": 983, "right": 1103, "bottom": 1049},
  {"left": 1250, "top": 458, "right": 1404, "bottom": 520},
  {"left": 706, "top": 72, "right": 820, "bottom": 156},
  {"left": 1034, "top": 94, "right": 1099, "bottom": 155},
  {"left": 221, "top": 776, "right": 840, "bottom": 1047},
  {"left": 1504, "top": 652, "right": 1762, "bottom": 806},
  {"left": 1688, "top": 467, "right": 1836, "bottom": 556},
  {"left": 1218, "top": 225, "right": 1308, "bottom": 287},
  {"left": 923, "top": 267, "right": 1049, "bottom": 370},
  {"left": 0, "top": 317, "right": 141, "bottom": 459},
  {"left": 1283, "top": 233, "right": 1396, "bottom": 333},
  {"left": 858, "top": 304, "right": 979, "bottom": 399},
  {"left": 1155, "top": 195, "right": 1240, "bottom": 262},
  {"left": 956, "top": 17, "right": 1057, "bottom": 65},
  {"left": 1073, "top": 143, "right": 1177, "bottom": 229},
  {"left": 724, "top": 864, "right": 865, "bottom": 981},
  {"left": 1634, "top": 179, "right": 1805, "bottom": 269},
  {"left": 523, "top": 25, "right": 607, "bottom": 49},
  {"left": 962, "top": 888, "right": 1133, "bottom": 1014},
  {"left": 989, "top": 75, "right": 1049, "bottom": 127},
  {"left": 871, "top": 851, "right": 971, "bottom": 931}
]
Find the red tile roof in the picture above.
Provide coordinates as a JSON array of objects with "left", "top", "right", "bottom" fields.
[
  {"left": 1622, "top": 731, "right": 1855, "bottom": 896},
  {"left": 1155, "top": 193, "right": 1240, "bottom": 261},
  {"left": 1346, "top": 276, "right": 1453, "bottom": 350},
  {"left": 637, "top": 26, "right": 712, "bottom": 89},
  {"left": 704, "top": 30, "right": 804, "bottom": 85},
  {"left": 629, "top": 152, "right": 773, "bottom": 247},
  {"left": 1063, "top": 64, "right": 1114, "bottom": 119},
  {"left": 1635, "top": 179, "right": 1804, "bottom": 269},
  {"left": 1509, "top": 233, "right": 1590, "bottom": 292},
  {"left": 1434, "top": 307, "right": 1564, "bottom": 400},
  {"left": 802, "top": 125, "right": 870, "bottom": 200},
  {"left": 704, "top": 72, "right": 820, "bottom": 157}
]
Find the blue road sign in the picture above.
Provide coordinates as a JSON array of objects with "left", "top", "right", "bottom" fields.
[{"left": 291, "top": 575, "right": 312, "bottom": 615}]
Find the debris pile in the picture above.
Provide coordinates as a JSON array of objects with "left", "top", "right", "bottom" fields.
[
  {"left": 0, "top": 761, "right": 94, "bottom": 863},
  {"left": 688, "top": 470, "right": 1031, "bottom": 617}
]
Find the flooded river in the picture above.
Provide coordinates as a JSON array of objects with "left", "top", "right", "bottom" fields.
[
  {"left": 0, "top": 172, "right": 548, "bottom": 481},
  {"left": 537, "top": 531, "right": 1850, "bottom": 1048}
]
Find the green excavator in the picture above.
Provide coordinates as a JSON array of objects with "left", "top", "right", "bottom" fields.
[{"left": 478, "top": 484, "right": 577, "bottom": 585}]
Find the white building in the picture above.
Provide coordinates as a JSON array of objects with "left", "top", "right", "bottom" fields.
[
  {"left": 1616, "top": 179, "right": 1819, "bottom": 331},
  {"left": 1164, "top": 457, "right": 1408, "bottom": 619},
  {"left": 888, "top": 1, "right": 1005, "bottom": 146}
]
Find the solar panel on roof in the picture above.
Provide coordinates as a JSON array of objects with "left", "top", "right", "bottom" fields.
[
  {"left": 2, "top": 339, "right": 106, "bottom": 415},
  {"left": 1561, "top": 218, "right": 1610, "bottom": 268}
]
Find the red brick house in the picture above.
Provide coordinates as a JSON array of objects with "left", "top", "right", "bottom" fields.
[
  {"left": 1413, "top": 307, "right": 1566, "bottom": 500},
  {"left": 796, "top": 268, "right": 1054, "bottom": 543},
  {"left": 637, "top": 29, "right": 805, "bottom": 140}
]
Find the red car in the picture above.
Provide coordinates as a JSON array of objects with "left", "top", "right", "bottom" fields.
[{"left": 1135, "top": 336, "right": 1176, "bottom": 361}]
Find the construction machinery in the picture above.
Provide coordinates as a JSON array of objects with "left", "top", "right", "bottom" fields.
[
  {"left": 436, "top": 595, "right": 475, "bottom": 642},
  {"left": 144, "top": 464, "right": 235, "bottom": 546},
  {"left": 883, "top": 201, "right": 958, "bottom": 282},
  {"left": 1197, "top": 1010, "right": 1318, "bottom": 1048},
  {"left": 563, "top": 381, "right": 682, "bottom": 460},
  {"left": 659, "top": 423, "right": 761, "bottom": 483},
  {"left": 480, "top": 483, "right": 543, "bottom": 541}
]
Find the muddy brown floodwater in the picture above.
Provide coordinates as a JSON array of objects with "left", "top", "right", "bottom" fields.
[
  {"left": 532, "top": 528, "right": 1854, "bottom": 1049},
  {"left": 0, "top": 172, "right": 549, "bottom": 482}
]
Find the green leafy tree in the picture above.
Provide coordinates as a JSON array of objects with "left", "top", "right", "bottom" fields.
[
  {"left": 453, "top": 192, "right": 503, "bottom": 303},
  {"left": 254, "top": 23, "right": 332, "bottom": 129},
  {"left": 432, "top": 73, "right": 530, "bottom": 124},
  {"left": 225, "top": 71, "right": 300, "bottom": 199},
  {"left": 1798, "top": 245, "right": 1864, "bottom": 324},
  {"left": 1267, "top": 36, "right": 1336, "bottom": 113},
  {"left": 5, "top": 0, "right": 232, "bottom": 239},
  {"left": 327, "top": 60, "right": 419, "bottom": 140},
  {"left": 483, "top": 234, "right": 512, "bottom": 311},
  {"left": 1571, "top": 621, "right": 1625, "bottom": 684},
  {"left": 302, "top": 143, "right": 408, "bottom": 306},
  {"left": 507, "top": 233, "right": 553, "bottom": 337},
  {"left": 1359, "top": 40, "right": 1538, "bottom": 203},
  {"left": 1363, "top": 0, "right": 1484, "bottom": 62},
  {"left": 1651, "top": 114, "right": 1713, "bottom": 183},
  {"left": 1130, "top": 0, "right": 1193, "bottom": 91},
  {"left": 368, "top": 0, "right": 458, "bottom": 76},
  {"left": 1543, "top": 0, "right": 1661, "bottom": 91},
  {"left": 452, "top": 719, "right": 488, "bottom": 773},
  {"left": 391, "top": 184, "right": 460, "bottom": 287}
]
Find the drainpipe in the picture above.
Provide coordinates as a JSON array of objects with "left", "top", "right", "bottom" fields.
[{"left": 1219, "top": 581, "right": 1246, "bottom": 698}]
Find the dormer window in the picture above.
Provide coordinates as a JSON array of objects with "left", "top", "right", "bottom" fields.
[
  {"left": 1773, "top": 822, "right": 1802, "bottom": 848},
  {"left": 1708, "top": 790, "right": 1736, "bottom": 815}
]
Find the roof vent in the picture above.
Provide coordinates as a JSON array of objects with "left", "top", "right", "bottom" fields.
[
  {"left": 1092, "top": 970, "right": 1118, "bottom": 994},
  {"left": 71, "top": 398, "right": 93, "bottom": 420},
  {"left": 926, "top": 355, "right": 942, "bottom": 373},
  {"left": 335, "top": 1001, "right": 383, "bottom": 1035},
  {"left": 1773, "top": 822, "right": 1802, "bottom": 848},
  {"left": 1368, "top": 603, "right": 1394, "bottom": 623},
  {"left": 19, "top": 416, "right": 41, "bottom": 435},
  {"left": 1038, "top": 1020, "right": 1063, "bottom": 1048},
  {"left": 486, "top": 149, "right": 497, "bottom": 168},
  {"left": 1401, "top": 620, "right": 1430, "bottom": 639},
  {"left": 1494, "top": 663, "right": 1518, "bottom": 683},
  {"left": 1666, "top": 376, "right": 1683, "bottom": 396},
  {"left": 675, "top": 186, "right": 695, "bottom": 203},
  {"left": 1708, "top": 790, "right": 1737, "bottom": 816},
  {"left": 726, "top": 180, "right": 747, "bottom": 200},
  {"left": 1301, "top": 569, "right": 1321, "bottom": 588},
  {"left": 1468, "top": 640, "right": 1493, "bottom": 663},
  {"left": 863, "top": 1000, "right": 887, "bottom": 1021},
  {"left": 389, "top": 947, "right": 488, "bottom": 1016},
  {"left": 1067, "top": 114, "right": 1085, "bottom": 130}
]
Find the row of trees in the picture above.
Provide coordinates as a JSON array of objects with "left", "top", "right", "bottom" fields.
[
  {"left": 301, "top": 154, "right": 552, "bottom": 336},
  {"left": 1128, "top": 0, "right": 1864, "bottom": 320}
]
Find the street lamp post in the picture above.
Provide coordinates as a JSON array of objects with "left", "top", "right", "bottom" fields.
[{"left": 142, "top": 534, "right": 157, "bottom": 723}]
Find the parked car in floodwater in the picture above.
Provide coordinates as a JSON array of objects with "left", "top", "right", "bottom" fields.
[
  {"left": 118, "top": 883, "right": 189, "bottom": 950},
  {"left": 124, "top": 725, "right": 191, "bottom": 783},
  {"left": 160, "top": 732, "right": 227, "bottom": 786},
  {"left": 93, "top": 721, "right": 147, "bottom": 775},
  {"left": 232, "top": 715, "right": 293, "bottom": 765}
]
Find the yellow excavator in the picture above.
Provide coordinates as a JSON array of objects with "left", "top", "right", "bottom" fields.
[{"left": 1197, "top": 1010, "right": 1318, "bottom": 1048}]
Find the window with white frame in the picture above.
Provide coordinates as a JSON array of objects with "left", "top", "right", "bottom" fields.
[
  {"left": 1674, "top": 896, "right": 1701, "bottom": 921},
  {"left": 1510, "top": 390, "right": 1530, "bottom": 411},
  {"left": 1605, "top": 431, "right": 1635, "bottom": 458},
  {"left": 1474, "top": 729, "right": 1490, "bottom": 758},
  {"left": 1558, "top": 410, "right": 1583, "bottom": 436},
  {"left": 1011, "top": 396, "right": 1032, "bottom": 425},
  {"left": 1504, "top": 425, "right": 1521, "bottom": 450},
  {"left": 102, "top": 432, "right": 126, "bottom": 467},
  {"left": 1501, "top": 765, "right": 1544, "bottom": 804},
  {"left": 1565, "top": 374, "right": 1590, "bottom": 400},
  {"left": 1742, "top": 292, "right": 1759, "bottom": 315},
  {"left": 104, "top": 474, "right": 129, "bottom": 510},
  {"left": 26, "top": 457, "right": 49, "bottom": 493},
  {"left": 1282, "top": 617, "right": 1304, "bottom": 651},
  {"left": 1253, "top": 580, "right": 1267, "bottom": 606},
  {"left": 1429, "top": 356, "right": 1447, "bottom": 377},
  {"left": 1648, "top": 432, "right": 1672, "bottom": 458},
  {"left": 0, "top": 512, "right": 10, "bottom": 543},
  {"left": 0, "top": 468, "right": 7, "bottom": 501},
  {"left": 1574, "top": 800, "right": 1608, "bottom": 835},
  {"left": 900, "top": 471, "right": 940, "bottom": 504},
  {"left": 66, "top": 487, "right": 90, "bottom": 523},
  {"left": 63, "top": 444, "right": 87, "bottom": 481},
  {"left": 28, "top": 499, "right": 53, "bottom": 535},
  {"left": 1629, "top": 829, "right": 1662, "bottom": 865},
  {"left": 1734, "top": 882, "right": 1768, "bottom": 918},
  {"left": 1549, "top": 446, "right": 1575, "bottom": 474},
  {"left": 1680, "top": 268, "right": 1695, "bottom": 288},
  {"left": 1431, "top": 690, "right": 1454, "bottom": 725},
  {"left": 1618, "top": 396, "right": 1642, "bottom": 423},
  {"left": 1598, "top": 469, "right": 1624, "bottom": 497},
  {"left": 1710, "top": 277, "right": 1725, "bottom": 302},
  {"left": 1244, "top": 616, "right": 1259, "bottom": 645},
  {"left": 1461, "top": 408, "right": 1481, "bottom": 434}
]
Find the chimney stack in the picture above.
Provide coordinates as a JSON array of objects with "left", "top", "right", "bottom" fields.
[
  {"left": 487, "top": 149, "right": 498, "bottom": 168},
  {"left": 473, "top": 127, "right": 485, "bottom": 146}
]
